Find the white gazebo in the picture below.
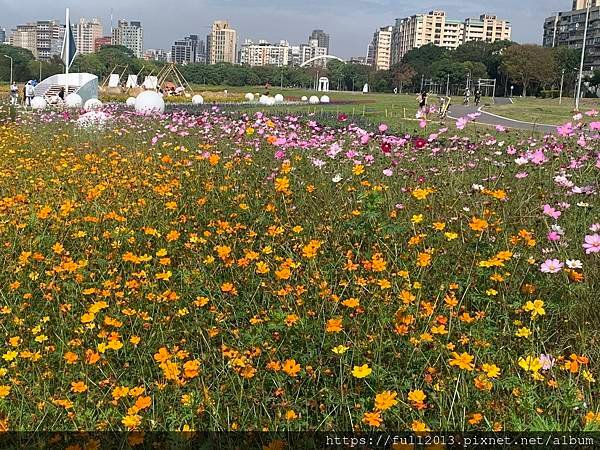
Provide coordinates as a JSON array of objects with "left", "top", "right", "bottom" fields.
[{"left": 318, "top": 77, "right": 330, "bottom": 92}]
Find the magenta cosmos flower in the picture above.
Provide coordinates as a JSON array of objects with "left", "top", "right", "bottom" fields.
[
  {"left": 583, "top": 234, "right": 600, "bottom": 254},
  {"left": 414, "top": 137, "right": 427, "bottom": 149}
]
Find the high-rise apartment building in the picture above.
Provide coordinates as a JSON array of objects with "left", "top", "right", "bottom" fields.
[
  {"left": 299, "top": 39, "right": 328, "bottom": 67},
  {"left": 572, "top": 0, "right": 600, "bottom": 9},
  {"left": 390, "top": 10, "right": 511, "bottom": 64},
  {"left": 207, "top": 20, "right": 237, "bottom": 64},
  {"left": 0, "top": 28, "right": 6, "bottom": 44},
  {"left": 74, "top": 18, "right": 103, "bottom": 54},
  {"left": 9, "top": 20, "right": 65, "bottom": 61},
  {"left": 543, "top": 2, "right": 600, "bottom": 70},
  {"left": 239, "top": 39, "right": 290, "bottom": 66},
  {"left": 112, "top": 20, "right": 143, "bottom": 58},
  {"left": 9, "top": 24, "right": 36, "bottom": 55},
  {"left": 172, "top": 35, "right": 201, "bottom": 64},
  {"left": 309, "top": 29, "right": 330, "bottom": 53},
  {"left": 369, "top": 26, "right": 393, "bottom": 71}
]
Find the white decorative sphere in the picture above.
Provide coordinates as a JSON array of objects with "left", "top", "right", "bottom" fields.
[
  {"left": 274, "top": 94, "right": 284, "bottom": 103},
  {"left": 301, "top": 96, "right": 308, "bottom": 102},
  {"left": 267, "top": 97, "right": 276, "bottom": 106},
  {"left": 320, "top": 95, "right": 330, "bottom": 104},
  {"left": 192, "top": 95, "right": 204, "bottom": 105},
  {"left": 77, "top": 111, "right": 109, "bottom": 129},
  {"left": 126, "top": 97, "right": 136, "bottom": 107},
  {"left": 309, "top": 95, "right": 320, "bottom": 104},
  {"left": 245, "top": 93, "right": 255, "bottom": 102},
  {"left": 84, "top": 98, "right": 103, "bottom": 111},
  {"left": 259, "top": 95, "right": 270, "bottom": 105},
  {"left": 31, "top": 96, "right": 47, "bottom": 110},
  {"left": 135, "top": 91, "right": 165, "bottom": 115},
  {"left": 65, "top": 93, "right": 83, "bottom": 109}
]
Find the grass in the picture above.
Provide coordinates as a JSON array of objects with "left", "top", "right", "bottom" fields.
[
  {"left": 0, "top": 100, "right": 598, "bottom": 435},
  {"left": 484, "top": 97, "right": 600, "bottom": 125}
]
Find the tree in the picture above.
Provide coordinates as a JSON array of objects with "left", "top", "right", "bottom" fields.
[
  {"left": 0, "top": 45, "right": 35, "bottom": 82},
  {"left": 500, "top": 44, "right": 554, "bottom": 96},
  {"left": 390, "top": 62, "right": 416, "bottom": 93},
  {"left": 551, "top": 46, "right": 580, "bottom": 93},
  {"left": 402, "top": 44, "right": 449, "bottom": 77}
]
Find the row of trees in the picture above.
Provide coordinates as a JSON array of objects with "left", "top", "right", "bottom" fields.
[{"left": 0, "top": 41, "right": 595, "bottom": 97}]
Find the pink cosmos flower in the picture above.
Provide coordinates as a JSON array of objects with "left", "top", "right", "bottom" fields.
[
  {"left": 547, "top": 231, "right": 561, "bottom": 242},
  {"left": 540, "top": 259, "right": 564, "bottom": 273},
  {"left": 583, "top": 234, "right": 600, "bottom": 254},
  {"left": 383, "top": 168, "right": 393, "bottom": 177},
  {"left": 378, "top": 123, "right": 388, "bottom": 133},
  {"left": 543, "top": 204, "right": 561, "bottom": 220},
  {"left": 496, "top": 125, "right": 506, "bottom": 132},
  {"left": 456, "top": 117, "right": 468, "bottom": 130},
  {"left": 557, "top": 122, "right": 574, "bottom": 137},
  {"left": 589, "top": 121, "right": 600, "bottom": 131},
  {"left": 419, "top": 119, "right": 427, "bottom": 128}
]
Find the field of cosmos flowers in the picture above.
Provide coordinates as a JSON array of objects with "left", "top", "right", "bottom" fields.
[{"left": 0, "top": 103, "right": 598, "bottom": 434}]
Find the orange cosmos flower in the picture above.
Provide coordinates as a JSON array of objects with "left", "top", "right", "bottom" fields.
[{"left": 282, "top": 359, "right": 301, "bottom": 377}]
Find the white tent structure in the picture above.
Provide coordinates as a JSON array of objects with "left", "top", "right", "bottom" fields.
[
  {"left": 126, "top": 75, "right": 138, "bottom": 89},
  {"left": 143, "top": 76, "right": 159, "bottom": 90}
]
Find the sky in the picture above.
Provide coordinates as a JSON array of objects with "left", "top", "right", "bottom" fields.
[{"left": 0, "top": 0, "right": 570, "bottom": 58}]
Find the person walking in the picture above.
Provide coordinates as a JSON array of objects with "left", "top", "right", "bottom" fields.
[
  {"left": 25, "top": 82, "right": 35, "bottom": 107},
  {"left": 10, "top": 82, "right": 18, "bottom": 106},
  {"left": 58, "top": 87, "right": 65, "bottom": 102},
  {"left": 416, "top": 91, "right": 428, "bottom": 119}
]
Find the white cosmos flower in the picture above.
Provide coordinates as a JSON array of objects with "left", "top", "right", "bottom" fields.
[
  {"left": 566, "top": 259, "right": 583, "bottom": 269},
  {"left": 332, "top": 174, "right": 343, "bottom": 183}
]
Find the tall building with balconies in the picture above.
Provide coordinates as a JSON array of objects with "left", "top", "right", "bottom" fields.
[
  {"left": 112, "top": 20, "right": 143, "bottom": 58},
  {"left": 390, "top": 10, "right": 511, "bottom": 65},
  {"left": 369, "top": 26, "right": 393, "bottom": 71},
  {"left": 172, "top": 35, "right": 201, "bottom": 64},
  {"left": 543, "top": 2, "right": 600, "bottom": 70},
  {"left": 309, "top": 29, "right": 330, "bottom": 53},
  {"left": 207, "top": 20, "right": 237, "bottom": 64},
  {"left": 239, "top": 39, "right": 290, "bottom": 67},
  {"left": 74, "top": 18, "right": 103, "bottom": 54},
  {"left": 299, "top": 39, "right": 327, "bottom": 67},
  {"left": 9, "top": 20, "right": 65, "bottom": 61}
]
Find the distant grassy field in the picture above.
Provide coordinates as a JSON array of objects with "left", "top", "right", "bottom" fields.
[{"left": 485, "top": 97, "right": 600, "bottom": 125}]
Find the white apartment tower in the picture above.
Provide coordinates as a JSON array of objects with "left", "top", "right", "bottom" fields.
[
  {"left": 207, "top": 20, "right": 237, "bottom": 64},
  {"left": 74, "top": 18, "right": 103, "bottom": 54},
  {"left": 112, "top": 20, "right": 143, "bottom": 58},
  {"left": 369, "top": 26, "right": 393, "bottom": 71},
  {"left": 240, "top": 40, "right": 290, "bottom": 67},
  {"left": 390, "top": 10, "right": 511, "bottom": 64}
]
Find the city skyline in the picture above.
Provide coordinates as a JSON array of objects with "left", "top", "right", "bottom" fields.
[{"left": 0, "top": 0, "right": 571, "bottom": 58}]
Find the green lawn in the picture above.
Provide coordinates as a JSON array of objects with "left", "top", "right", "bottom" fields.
[{"left": 484, "top": 97, "right": 600, "bottom": 125}]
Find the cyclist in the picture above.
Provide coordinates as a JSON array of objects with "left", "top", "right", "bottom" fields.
[{"left": 474, "top": 89, "right": 482, "bottom": 107}]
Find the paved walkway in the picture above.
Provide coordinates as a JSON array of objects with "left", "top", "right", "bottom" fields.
[{"left": 448, "top": 103, "right": 557, "bottom": 135}]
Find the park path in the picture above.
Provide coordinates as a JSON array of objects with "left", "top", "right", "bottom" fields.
[{"left": 448, "top": 103, "right": 557, "bottom": 135}]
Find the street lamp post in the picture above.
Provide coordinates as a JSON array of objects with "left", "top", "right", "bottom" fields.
[
  {"left": 4, "top": 55, "right": 13, "bottom": 86},
  {"left": 559, "top": 69, "right": 565, "bottom": 104},
  {"left": 39, "top": 61, "right": 42, "bottom": 81},
  {"left": 575, "top": 0, "right": 591, "bottom": 111}
]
